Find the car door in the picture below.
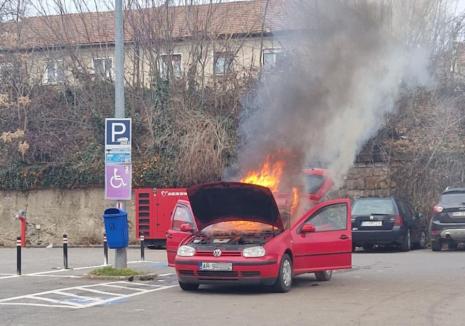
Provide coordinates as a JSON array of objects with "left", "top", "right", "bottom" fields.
[
  {"left": 291, "top": 199, "right": 352, "bottom": 274},
  {"left": 166, "top": 202, "right": 196, "bottom": 266}
]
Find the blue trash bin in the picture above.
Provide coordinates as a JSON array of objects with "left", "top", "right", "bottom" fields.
[{"left": 103, "top": 208, "right": 128, "bottom": 249}]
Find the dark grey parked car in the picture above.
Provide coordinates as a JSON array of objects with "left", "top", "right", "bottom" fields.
[
  {"left": 352, "top": 197, "right": 428, "bottom": 252},
  {"left": 430, "top": 188, "right": 465, "bottom": 251}
]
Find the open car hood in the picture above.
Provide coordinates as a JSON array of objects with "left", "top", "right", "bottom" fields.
[{"left": 187, "top": 182, "right": 284, "bottom": 231}]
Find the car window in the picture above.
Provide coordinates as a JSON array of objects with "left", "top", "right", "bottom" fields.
[
  {"left": 172, "top": 205, "right": 193, "bottom": 231},
  {"left": 305, "top": 174, "right": 325, "bottom": 193},
  {"left": 352, "top": 198, "right": 396, "bottom": 215},
  {"left": 304, "top": 203, "right": 347, "bottom": 231},
  {"left": 440, "top": 192, "right": 465, "bottom": 207}
]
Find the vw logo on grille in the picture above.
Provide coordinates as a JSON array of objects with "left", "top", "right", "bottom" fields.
[{"left": 213, "top": 249, "right": 222, "bottom": 257}]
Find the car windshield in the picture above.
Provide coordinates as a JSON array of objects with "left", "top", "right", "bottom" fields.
[
  {"left": 305, "top": 174, "right": 325, "bottom": 193},
  {"left": 352, "top": 198, "right": 396, "bottom": 215},
  {"left": 440, "top": 192, "right": 465, "bottom": 207},
  {"left": 201, "top": 221, "right": 276, "bottom": 236}
]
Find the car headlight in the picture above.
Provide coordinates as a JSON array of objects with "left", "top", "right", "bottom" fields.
[
  {"left": 242, "top": 246, "right": 266, "bottom": 258},
  {"left": 177, "top": 245, "right": 196, "bottom": 257}
]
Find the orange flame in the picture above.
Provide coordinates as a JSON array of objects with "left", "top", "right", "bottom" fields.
[
  {"left": 290, "top": 187, "right": 300, "bottom": 216},
  {"left": 240, "top": 156, "right": 285, "bottom": 192}
]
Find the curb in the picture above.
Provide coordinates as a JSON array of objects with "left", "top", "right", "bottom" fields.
[{"left": 86, "top": 272, "right": 157, "bottom": 281}]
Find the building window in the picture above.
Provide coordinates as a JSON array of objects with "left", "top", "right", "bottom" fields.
[
  {"left": 93, "top": 58, "right": 112, "bottom": 79},
  {"left": 214, "top": 52, "right": 234, "bottom": 75},
  {"left": 159, "top": 54, "right": 182, "bottom": 79},
  {"left": 262, "top": 48, "right": 285, "bottom": 68},
  {"left": 44, "top": 60, "right": 65, "bottom": 84}
]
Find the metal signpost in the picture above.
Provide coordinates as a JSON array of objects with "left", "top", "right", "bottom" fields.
[{"left": 106, "top": 0, "right": 128, "bottom": 269}]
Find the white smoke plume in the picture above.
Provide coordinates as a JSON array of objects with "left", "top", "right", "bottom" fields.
[{"left": 231, "top": 0, "right": 433, "bottom": 189}]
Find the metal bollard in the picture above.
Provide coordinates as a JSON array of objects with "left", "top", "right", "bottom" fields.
[
  {"left": 103, "top": 233, "right": 109, "bottom": 265},
  {"left": 140, "top": 234, "right": 145, "bottom": 261},
  {"left": 63, "top": 234, "right": 68, "bottom": 269},
  {"left": 16, "top": 237, "right": 21, "bottom": 275}
]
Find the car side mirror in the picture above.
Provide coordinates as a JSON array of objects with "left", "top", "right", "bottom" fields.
[
  {"left": 180, "top": 223, "right": 194, "bottom": 233},
  {"left": 301, "top": 224, "right": 316, "bottom": 234}
]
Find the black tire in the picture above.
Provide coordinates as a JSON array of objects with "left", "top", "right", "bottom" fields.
[
  {"left": 431, "top": 240, "right": 441, "bottom": 252},
  {"left": 448, "top": 241, "right": 458, "bottom": 250},
  {"left": 179, "top": 282, "right": 199, "bottom": 291},
  {"left": 272, "top": 254, "right": 293, "bottom": 293},
  {"left": 363, "top": 244, "right": 374, "bottom": 251},
  {"left": 400, "top": 230, "right": 411, "bottom": 252},
  {"left": 315, "top": 270, "right": 333, "bottom": 282},
  {"left": 413, "top": 231, "right": 427, "bottom": 249}
]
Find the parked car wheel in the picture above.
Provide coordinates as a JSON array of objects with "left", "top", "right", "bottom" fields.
[
  {"left": 400, "top": 230, "right": 411, "bottom": 252},
  {"left": 363, "top": 244, "right": 374, "bottom": 251},
  {"left": 315, "top": 270, "right": 333, "bottom": 282},
  {"left": 431, "top": 240, "right": 441, "bottom": 252},
  {"left": 413, "top": 231, "right": 427, "bottom": 249},
  {"left": 272, "top": 254, "right": 293, "bottom": 293},
  {"left": 179, "top": 282, "right": 199, "bottom": 291},
  {"left": 448, "top": 241, "right": 458, "bottom": 250}
]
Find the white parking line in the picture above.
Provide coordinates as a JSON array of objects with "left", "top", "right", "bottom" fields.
[
  {"left": 0, "top": 275, "right": 19, "bottom": 280},
  {"left": 0, "top": 281, "right": 177, "bottom": 309}
]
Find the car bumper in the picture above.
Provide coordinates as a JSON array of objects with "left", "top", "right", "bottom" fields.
[
  {"left": 174, "top": 256, "right": 279, "bottom": 286},
  {"left": 352, "top": 228, "right": 405, "bottom": 246},
  {"left": 431, "top": 225, "right": 465, "bottom": 242}
]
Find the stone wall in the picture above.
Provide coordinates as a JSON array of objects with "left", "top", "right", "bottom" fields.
[
  {"left": 331, "top": 163, "right": 394, "bottom": 199},
  {"left": 0, "top": 163, "right": 394, "bottom": 247},
  {"left": 0, "top": 188, "right": 135, "bottom": 247}
]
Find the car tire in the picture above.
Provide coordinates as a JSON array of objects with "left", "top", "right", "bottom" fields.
[
  {"left": 315, "top": 270, "right": 333, "bottom": 282},
  {"left": 431, "top": 240, "right": 441, "bottom": 251},
  {"left": 448, "top": 241, "right": 458, "bottom": 250},
  {"left": 363, "top": 244, "right": 374, "bottom": 251},
  {"left": 400, "top": 230, "right": 411, "bottom": 252},
  {"left": 178, "top": 282, "right": 199, "bottom": 291},
  {"left": 272, "top": 254, "right": 293, "bottom": 293},
  {"left": 413, "top": 231, "right": 427, "bottom": 249}
]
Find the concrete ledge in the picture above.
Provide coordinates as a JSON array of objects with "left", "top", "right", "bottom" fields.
[{"left": 85, "top": 272, "right": 157, "bottom": 281}]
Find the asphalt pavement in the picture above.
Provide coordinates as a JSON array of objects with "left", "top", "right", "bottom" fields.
[{"left": 0, "top": 247, "right": 465, "bottom": 326}]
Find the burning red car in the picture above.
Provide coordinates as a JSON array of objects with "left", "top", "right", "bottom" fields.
[{"left": 167, "top": 182, "right": 351, "bottom": 292}]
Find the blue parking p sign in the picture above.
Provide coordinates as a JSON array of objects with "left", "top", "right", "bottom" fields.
[{"left": 105, "top": 118, "right": 131, "bottom": 148}]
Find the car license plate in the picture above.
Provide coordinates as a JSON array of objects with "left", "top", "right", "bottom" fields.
[
  {"left": 452, "top": 212, "right": 465, "bottom": 217},
  {"left": 200, "top": 262, "right": 233, "bottom": 271},
  {"left": 361, "top": 221, "right": 382, "bottom": 227}
]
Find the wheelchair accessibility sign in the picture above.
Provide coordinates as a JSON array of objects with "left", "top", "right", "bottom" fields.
[{"left": 105, "top": 164, "right": 132, "bottom": 200}]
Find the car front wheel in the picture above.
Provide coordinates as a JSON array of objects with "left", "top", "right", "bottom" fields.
[
  {"left": 272, "top": 254, "right": 293, "bottom": 293},
  {"left": 315, "top": 270, "right": 333, "bottom": 281},
  {"left": 179, "top": 282, "right": 199, "bottom": 291}
]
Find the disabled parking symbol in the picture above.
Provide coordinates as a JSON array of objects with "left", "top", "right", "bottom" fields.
[{"left": 105, "top": 164, "right": 131, "bottom": 200}]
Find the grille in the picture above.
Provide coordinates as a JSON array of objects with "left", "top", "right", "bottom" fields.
[
  {"left": 241, "top": 271, "right": 260, "bottom": 277},
  {"left": 197, "top": 271, "right": 239, "bottom": 278},
  {"left": 137, "top": 191, "right": 152, "bottom": 237},
  {"left": 196, "top": 251, "right": 241, "bottom": 257},
  {"left": 179, "top": 270, "right": 195, "bottom": 276}
]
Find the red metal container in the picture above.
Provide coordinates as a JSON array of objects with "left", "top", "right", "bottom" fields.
[{"left": 135, "top": 188, "right": 188, "bottom": 248}]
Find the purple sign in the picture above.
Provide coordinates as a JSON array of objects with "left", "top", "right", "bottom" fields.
[{"left": 105, "top": 164, "right": 132, "bottom": 200}]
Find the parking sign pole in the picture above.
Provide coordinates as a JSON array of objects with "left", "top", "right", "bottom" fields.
[{"left": 114, "top": 0, "right": 127, "bottom": 270}]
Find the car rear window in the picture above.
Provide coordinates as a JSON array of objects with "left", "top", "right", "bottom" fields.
[
  {"left": 305, "top": 174, "right": 325, "bottom": 193},
  {"left": 352, "top": 198, "right": 396, "bottom": 215},
  {"left": 440, "top": 192, "right": 465, "bottom": 207}
]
